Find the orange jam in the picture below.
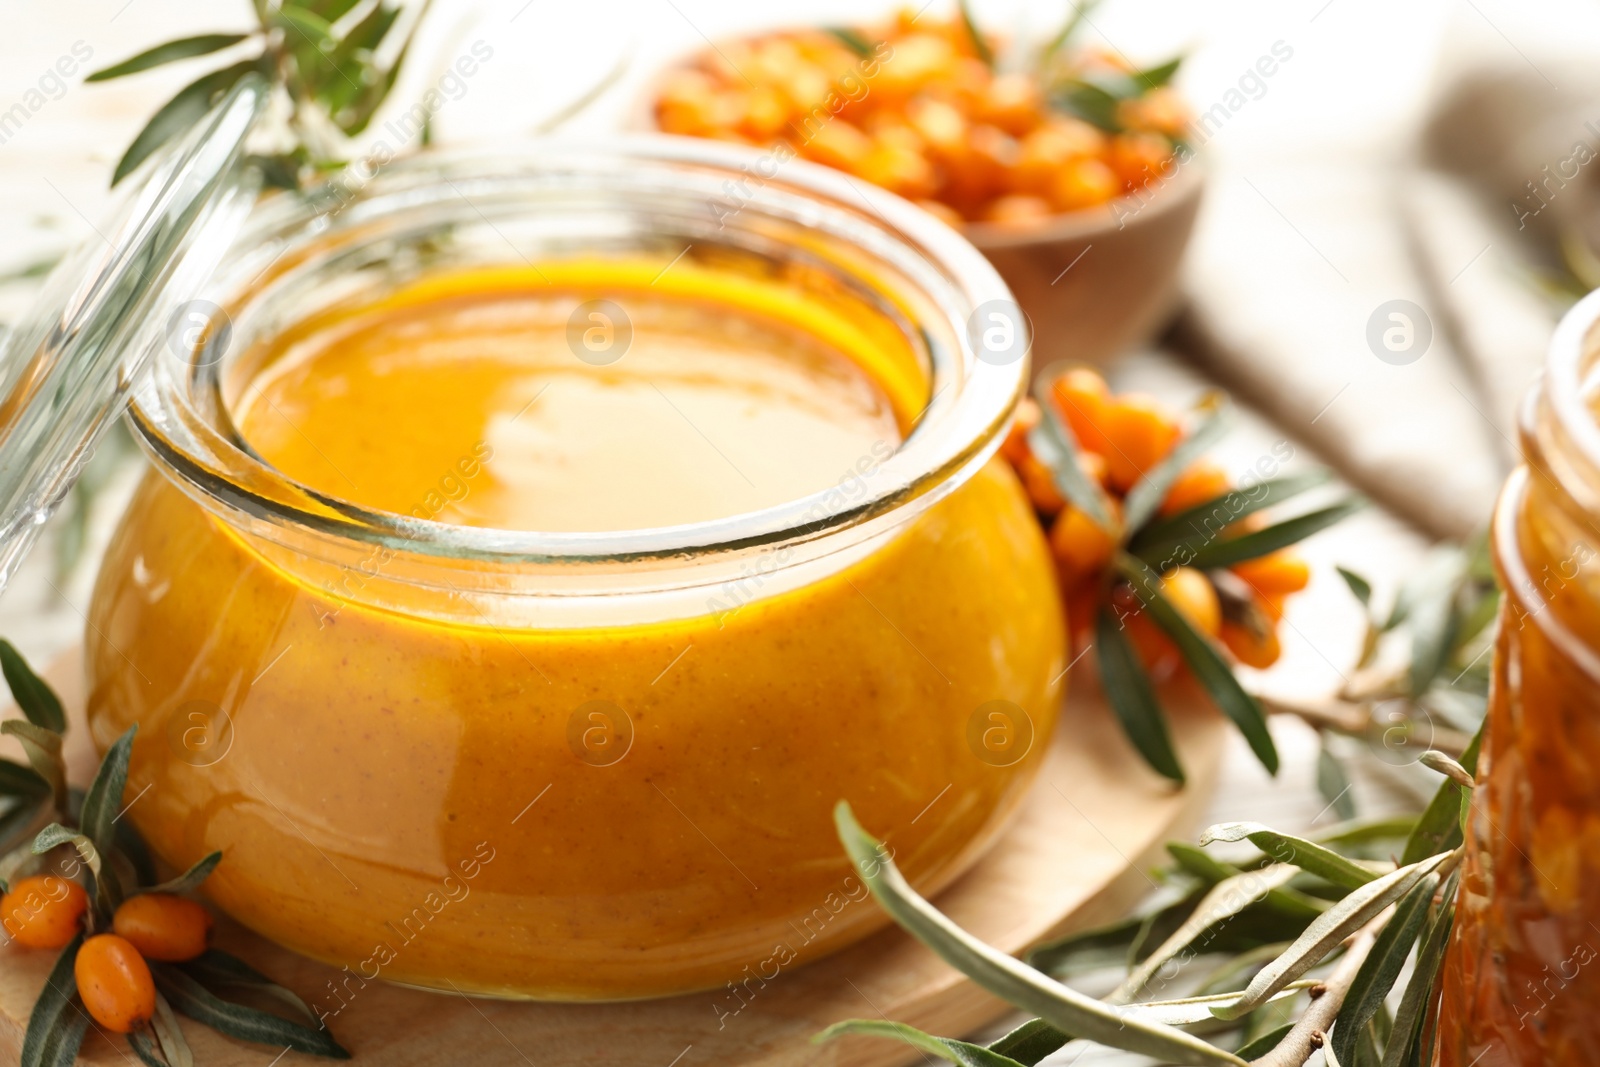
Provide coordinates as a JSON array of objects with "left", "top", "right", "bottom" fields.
[
  {"left": 1437, "top": 313, "right": 1600, "bottom": 1063},
  {"left": 86, "top": 263, "right": 1063, "bottom": 1000}
]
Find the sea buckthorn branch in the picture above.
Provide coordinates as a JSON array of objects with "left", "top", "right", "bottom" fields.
[
  {"left": 820, "top": 749, "right": 1479, "bottom": 1066},
  {"left": 0, "top": 644, "right": 348, "bottom": 1066},
  {"left": 1003, "top": 366, "right": 1363, "bottom": 783},
  {"left": 85, "top": 0, "right": 434, "bottom": 188}
]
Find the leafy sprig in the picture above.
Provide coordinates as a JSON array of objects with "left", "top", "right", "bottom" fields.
[
  {"left": 820, "top": 736, "right": 1477, "bottom": 1066},
  {"left": 0, "top": 644, "right": 347, "bottom": 1065},
  {"left": 86, "top": 0, "right": 432, "bottom": 187}
]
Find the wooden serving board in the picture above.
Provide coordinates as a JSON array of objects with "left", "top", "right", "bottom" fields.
[{"left": 0, "top": 648, "right": 1225, "bottom": 1067}]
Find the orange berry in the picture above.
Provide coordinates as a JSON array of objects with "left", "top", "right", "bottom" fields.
[
  {"left": 957, "top": 124, "right": 1020, "bottom": 203},
  {"left": 906, "top": 96, "right": 970, "bottom": 163},
  {"left": 1118, "top": 87, "right": 1190, "bottom": 138},
  {"left": 1160, "top": 567, "right": 1221, "bottom": 637},
  {"left": 1258, "top": 592, "right": 1287, "bottom": 622},
  {"left": 1099, "top": 393, "right": 1180, "bottom": 492},
  {"left": 112, "top": 893, "right": 212, "bottom": 963},
  {"left": 1049, "top": 157, "right": 1121, "bottom": 211},
  {"left": 1160, "top": 459, "right": 1231, "bottom": 517},
  {"left": 1001, "top": 397, "right": 1041, "bottom": 465},
  {"left": 1111, "top": 584, "right": 1180, "bottom": 678},
  {"left": 798, "top": 120, "right": 874, "bottom": 173},
  {"left": 1, "top": 875, "right": 88, "bottom": 950},
  {"left": 1017, "top": 452, "right": 1066, "bottom": 515},
  {"left": 1220, "top": 619, "right": 1282, "bottom": 669},
  {"left": 1078, "top": 449, "right": 1110, "bottom": 488},
  {"left": 1108, "top": 131, "right": 1174, "bottom": 190},
  {"left": 1015, "top": 119, "right": 1106, "bottom": 195},
  {"left": 1048, "top": 368, "right": 1113, "bottom": 455},
  {"left": 978, "top": 72, "right": 1044, "bottom": 136},
  {"left": 737, "top": 85, "right": 791, "bottom": 141},
  {"left": 1231, "top": 552, "right": 1311, "bottom": 595},
  {"left": 875, "top": 34, "right": 958, "bottom": 104},
  {"left": 915, "top": 197, "right": 967, "bottom": 228},
  {"left": 75, "top": 934, "right": 156, "bottom": 1034},
  {"left": 1050, "top": 502, "right": 1119, "bottom": 582},
  {"left": 980, "top": 194, "right": 1054, "bottom": 226}
]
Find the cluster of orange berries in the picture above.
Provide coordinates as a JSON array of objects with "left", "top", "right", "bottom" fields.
[
  {"left": 652, "top": 11, "right": 1186, "bottom": 225},
  {"left": 1001, "top": 368, "right": 1310, "bottom": 674},
  {"left": 2, "top": 874, "right": 211, "bottom": 1033}
]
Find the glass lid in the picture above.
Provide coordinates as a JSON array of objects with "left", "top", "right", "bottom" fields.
[{"left": 0, "top": 76, "right": 265, "bottom": 592}]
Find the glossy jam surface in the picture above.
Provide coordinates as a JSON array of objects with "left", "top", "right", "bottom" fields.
[
  {"left": 86, "top": 265, "right": 1064, "bottom": 1000},
  {"left": 1436, "top": 427, "right": 1600, "bottom": 1062}
]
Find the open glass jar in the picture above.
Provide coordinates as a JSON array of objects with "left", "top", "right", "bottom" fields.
[
  {"left": 1436, "top": 291, "right": 1600, "bottom": 1062},
  {"left": 76, "top": 129, "right": 1064, "bottom": 999}
]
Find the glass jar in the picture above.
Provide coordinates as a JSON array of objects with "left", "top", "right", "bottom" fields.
[
  {"left": 82, "top": 139, "right": 1065, "bottom": 1000},
  {"left": 1436, "top": 292, "right": 1600, "bottom": 1063}
]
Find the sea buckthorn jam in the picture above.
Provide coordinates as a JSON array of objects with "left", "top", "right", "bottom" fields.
[{"left": 83, "top": 146, "right": 1064, "bottom": 1001}]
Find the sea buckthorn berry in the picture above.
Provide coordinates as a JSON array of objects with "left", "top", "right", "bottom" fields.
[
  {"left": 1257, "top": 592, "right": 1287, "bottom": 622},
  {"left": 1099, "top": 393, "right": 1180, "bottom": 492},
  {"left": 1078, "top": 449, "right": 1110, "bottom": 488},
  {"left": 1017, "top": 452, "right": 1066, "bottom": 515},
  {"left": 1108, "top": 131, "right": 1175, "bottom": 190},
  {"left": 798, "top": 120, "right": 874, "bottom": 173},
  {"left": 1001, "top": 397, "right": 1041, "bottom": 465},
  {"left": 1015, "top": 120, "right": 1106, "bottom": 195},
  {"left": 1048, "top": 368, "right": 1113, "bottom": 455},
  {"left": 1160, "top": 567, "right": 1221, "bottom": 637},
  {"left": 1050, "top": 504, "right": 1119, "bottom": 582},
  {"left": 978, "top": 72, "right": 1044, "bottom": 136},
  {"left": 1160, "top": 459, "right": 1231, "bottom": 517},
  {"left": 75, "top": 934, "right": 156, "bottom": 1034},
  {"left": 1231, "top": 551, "right": 1311, "bottom": 595},
  {"left": 112, "top": 893, "right": 212, "bottom": 963},
  {"left": 860, "top": 141, "right": 938, "bottom": 200},
  {"left": 1, "top": 875, "right": 89, "bottom": 950},
  {"left": 1049, "top": 157, "right": 1121, "bottom": 212},
  {"left": 1220, "top": 619, "right": 1281, "bottom": 669},
  {"left": 1118, "top": 87, "right": 1190, "bottom": 138},
  {"left": 981, "top": 194, "right": 1054, "bottom": 227},
  {"left": 915, "top": 198, "right": 967, "bottom": 229}
]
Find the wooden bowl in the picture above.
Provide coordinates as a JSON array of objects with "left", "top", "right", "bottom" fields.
[{"left": 963, "top": 157, "right": 1206, "bottom": 372}]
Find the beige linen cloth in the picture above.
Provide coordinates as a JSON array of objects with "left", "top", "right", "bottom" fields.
[{"left": 1175, "top": 1, "right": 1600, "bottom": 542}]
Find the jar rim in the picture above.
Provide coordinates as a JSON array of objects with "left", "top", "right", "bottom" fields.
[
  {"left": 129, "top": 136, "right": 1028, "bottom": 574},
  {"left": 1546, "top": 287, "right": 1600, "bottom": 473}
]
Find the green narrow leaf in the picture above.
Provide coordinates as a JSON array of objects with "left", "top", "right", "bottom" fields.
[
  {"left": 1039, "top": 0, "right": 1102, "bottom": 65},
  {"left": 1210, "top": 852, "right": 1451, "bottom": 1021},
  {"left": 987, "top": 1018, "right": 1070, "bottom": 1065},
  {"left": 151, "top": 989, "right": 195, "bottom": 1067},
  {"left": 1094, "top": 607, "right": 1185, "bottom": 784},
  {"left": 1331, "top": 874, "right": 1436, "bottom": 1065},
  {"left": 129, "top": 1032, "right": 170, "bottom": 1067},
  {"left": 1199, "top": 823, "right": 1379, "bottom": 890},
  {"left": 79, "top": 726, "right": 137, "bottom": 857},
  {"left": 1337, "top": 566, "right": 1373, "bottom": 606},
  {"left": 20, "top": 932, "right": 85, "bottom": 1067},
  {"left": 2, "top": 721, "right": 67, "bottom": 815},
  {"left": 136, "top": 851, "right": 221, "bottom": 897},
  {"left": 1313, "top": 815, "right": 1418, "bottom": 848},
  {"left": 1235, "top": 1022, "right": 1295, "bottom": 1059},
  {"left": 180, "top": 949, "right": 321, "bottom": 1026},
  {"left": 1132, "top": 470, "right": 1332, "bottom": 561},
  {"left": 86, "top": 34, "right": 250, "bottom": 81},
  {"left": 816, "top": 1019, "right": 1028, "bottom": 1066},
  {"left": 1052, "top": 79, "right": 1122, "bottom": 132},
  {"left": 1184, "top": 499, "right": 1365, "bottom": 570},
  {"left": 1116, "top": 554, "right": 1279, "bottom": 775},
  {"left": 957, "top": 0, "right": 994, "bottom": 67},
  {"left": 825, "top": 26, "right": 876, "bottom": 59},
  {"left": 153, "top": 965, "right": 350, "bottom": 1059},
  {"left": 1122, "top": 400, "right": 1231, "bottom": 532},
  {"left": 275, "top": 5, "right": 336, "bottom": 43},
  {"left": 1380, "top": 873, "right": 1457, "bottom": 1067},
  {"left": 112, "top": 60, "right": 260, "bottom": 186},
  {"left": 1406, "top": 588, "right": 1460, "bottom": 698},
  {"left": 1317, "top": 742, "right": 1358, "bottom": 822},
  {"left": 1027, "top": 406, "right": 1116, "bottom": 531},
  {"left": 832, "top": 804, "right": 1247, "bottom": 1066},
  {"left": 0, "top": 758, "right": 49, "bottom": 799},
  {"left": 1111, "top": 866, "right": 1299, "bottom": 1002},
  {"left": 1400, "top": 725, "right": 1482, "bottom": 866},
  {"left": 306, "top": 0, "right": 364, "bottom": 20},
  {"left": 1027, "top": 891, "right": 1200, "bottom": 977},
  {"left": 0, "top": 641, "right": 66, "bottom": 733},
  {"left": 1129, "top": 55, "right": 1183, "bottom": 90},
  {"left": 1165, "top": 842, "right": 1238, "bottom": 886}
]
